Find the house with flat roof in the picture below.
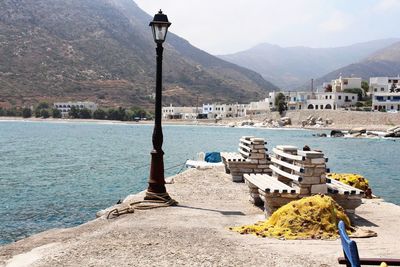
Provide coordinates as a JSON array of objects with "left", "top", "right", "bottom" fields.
[
  {"left": 306, "top": 92, "right": 357, "bottom": 110},
  {"left": 162, "top": 104, "right": 200, "bottom": 119},
  {"left": 54, "top": 101, "right": 97, "bottom": 117},
  {"left": 267, "top": 90, "right": 357, "bottom": 111},
  {"left": 202, "top": 103, "right": 249, "bottom": 119},
  {"left": 370, "top": 76, "right": 400, "bottom": 111},
  {"left": 330, "top": 77, "right": 362, "bottom": 92}
]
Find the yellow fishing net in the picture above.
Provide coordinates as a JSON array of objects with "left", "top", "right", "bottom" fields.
[
  {"left": 327, "top": 173, "right": 369, "bottom": 191},
  {"left": 230, "top": 195, "right": 351, "bottom": 240}
]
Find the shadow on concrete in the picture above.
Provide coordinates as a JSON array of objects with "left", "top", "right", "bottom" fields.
[
  {"left": 176, "top": 205, "right": 245, "bottom": 216},
  {"left": 350, "top": 214, "right": 379, "bottom": 227}
]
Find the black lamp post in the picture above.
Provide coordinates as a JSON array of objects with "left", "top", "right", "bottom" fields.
[{"left": 145, "top": 10, "right": 172, "bottom": 201}]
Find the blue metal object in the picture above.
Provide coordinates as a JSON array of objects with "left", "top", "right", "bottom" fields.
[
  {"left": 204, "top": 152, "right": 222, "bottom": 163},
  {"left": 338, "top": 220, "right": 361, "bottom": 267}
]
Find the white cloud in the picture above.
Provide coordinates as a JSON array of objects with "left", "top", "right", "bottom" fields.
[
  {"left": 135, "top": 0, "right": 324, "bottom": 54},
  {"left": 374, "top": 0, "right": 400, "bottom": 11},
  {"left": 319, "top": 11, "right": 350, "bottom": 32},
  {"left": 134, "top": 0, "right": 400, "bottom": 54}
]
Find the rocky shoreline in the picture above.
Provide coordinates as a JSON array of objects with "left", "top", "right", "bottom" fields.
[
  {"left": 1, "top": 167, "right": 400, "bottom": 266},
  {"left": 4, "top": 108, "right": 400, "bottom": 131}
]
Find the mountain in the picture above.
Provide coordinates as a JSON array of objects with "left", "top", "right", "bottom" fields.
[
  {"left": 0, "top": 0, "right": 277, "bottom": 108},
  {"left": 316, "top": 41, "right": 400, "bottom": 84},
  {"left": 218, "top": 39, "right": 400, "bottom": 89}
]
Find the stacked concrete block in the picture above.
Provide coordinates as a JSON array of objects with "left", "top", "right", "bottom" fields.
[
  {"left": 258, "top": 146, "right": 332, "bottom": 215},
  {"left": 221, "top": 136, "right": 272, "bottom": 182},
  {"left": 325, "top": 178, "right": 364, "bottom": 213},
  {"left": 220, "top": 152, "right": 246, "bottom": 182},
  {"left": 254, "top": 146, "right": 363, "bottom": 214},
  {"left": 292, "top": 150, "right": 328, "bottom": 197},
  {"left": 259, "top": 145, "right": 303, "bottom": 215},
  {"left": 271, "top": 145, "right": 299, "bottom": 185}
]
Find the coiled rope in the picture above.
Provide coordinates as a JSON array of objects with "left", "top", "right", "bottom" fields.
[
  {"left": 106, "top": 160, "right": 187, "bottom": 219},
  {"left": 107, "top": 191, "right": 178, "bottom": 219}
]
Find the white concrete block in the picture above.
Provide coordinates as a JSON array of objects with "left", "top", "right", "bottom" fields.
[{"left": 311, "top": 184, "right": 328, "bottom": 194}]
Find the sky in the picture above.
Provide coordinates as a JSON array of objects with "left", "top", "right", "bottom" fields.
[{"left": 134, "top": 0, "right": 400, "bottom": 55}]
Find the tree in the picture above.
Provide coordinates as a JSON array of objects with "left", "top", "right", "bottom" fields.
[
  {"left": 355, "top": 102, "right": 364, "bottom": 108},
  {"left": 275, "top": 93, "right": 287, "bottom": 115},
  {"left": 107, "top": 107, "right": 126, "bottom": 121},
  {"left": 68, "top": 106, "right": 80, "bottom": 118},
  {"left": 79, "top": 108, "right": 92, "bottom": 119},
  {"left": 130, "top": 106, "right": 148, "bottom": 119},
  {"left": 34, "top": 108, "right": 42, "bottom": 117},
  {"left": 35, "top": 102, "right": 52, "bottom": 118},
  {"left": 37, "top": 102, "right": 50, "bottom": 110},
  {"left": 361, "top": 81, "right": 369, "bottom": 94},
  {"left": 22, "top": 108, "right": 32, "bottom": 118},
  {"left": 52, "top": 108, "right": 62, "bottom": 118},
  {"left": 364, "top": 97, "right": 372, "bottom": 107},
  {"left": 117, "top": 107, "right": 127, "bottom": 121},
  {"left": 0, "top": 108, "right": 4, "bottom": 116},
  {"left": 93, "top": 109, "right": 106, "bottom": 120},
  {"left": 6, "top": 108, "right": 18, "bottom": 117},
  {"left": 107, "top": 108, "right": 118, "bottom": 120},
  {"left": 41, "top": 109, "right": 50, "bottom": 118},
  {"left": 343, "top": 88, "right": 363, "bottom": 101},
  {"left": 390, "top": 83, "right": 396, "bottom": 93},
  {"left": 325, "top": 84, "right": 333, "bottom": 92}
]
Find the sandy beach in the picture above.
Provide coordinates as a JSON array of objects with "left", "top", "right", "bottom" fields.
[
  {"left": 1, "top": 109, "right": 399, "bottom": 132},
  {"left": 1, "top": 167, "right": 399, "bottom": 267}
]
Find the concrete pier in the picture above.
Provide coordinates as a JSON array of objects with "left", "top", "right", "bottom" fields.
[{"left": 1, "top": 168, "right": 399, "bottom": 267}]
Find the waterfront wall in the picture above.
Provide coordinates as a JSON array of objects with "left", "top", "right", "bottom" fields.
[
  {"left": 283, "top": 110, "right": 400, "bottom": 127},
  {"left": 224, "top": 110, "right": 400, "bottom": 130}
]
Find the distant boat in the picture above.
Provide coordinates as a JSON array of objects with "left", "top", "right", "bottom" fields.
[
  {"left": 185, "top": 159, "right": 224, "bottom": 168},
  {"left": 185, "top": 152, "right": 224, "bottom": 168}
]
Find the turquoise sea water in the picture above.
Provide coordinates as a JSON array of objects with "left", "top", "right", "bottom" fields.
[{"left": 0, "top": 121, "right": 399, "bottom": 245}]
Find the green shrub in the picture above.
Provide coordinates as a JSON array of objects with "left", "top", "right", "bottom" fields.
[
  {"left": 22, "top": 108, "right": 32, "bottom": 118},
  {"left": 275, "top": 93, "right": 287, "bottom": 115},
  {"left": 343, "top": 88, "right": 363, "bottom": 101},
  {"left": 68, "top": 106, "right": 80, "bottom": 118},
  {"left": 41, "top": 109, "right": 50, "bottom": 118},
  {"left": 93, "top": 109, "right": 106, "bottom": 120},
  {"left": 52, "top": 108, "right": 62, "bottom": 118},
  {"left": 79, "top": 108, "right": 92, "bottom": 119},
  {"left": 355, "top": 102, "right": 364, "bottom": 108}
]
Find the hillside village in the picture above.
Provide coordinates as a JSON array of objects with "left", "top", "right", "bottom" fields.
[
  {"left": 2, "top": 75, "right": 399, "bottom": 122},
  {"left": 161, "top": 76, "right": 400, "bottom": 120}
]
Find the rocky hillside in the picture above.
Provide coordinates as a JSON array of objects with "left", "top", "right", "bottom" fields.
[
  {"left": 0, "top": 0, "right": 277, "bottom": 108},
  {"left": 316, "top": 41, "right": 400, "bottom": 84},
  {"left": 219, "top": 39, "right": 399, "bottom": 89}
]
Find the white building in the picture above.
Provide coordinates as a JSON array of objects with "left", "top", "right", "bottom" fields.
[
  {"left": 285, "top": 92, "right": 314, "bottom": 110},
  {"left": 246, "top": 99, "right": 270, "bottom": 115},
  {"left": 266, "top": 91, "right": 313, "bottom": 111},
  {"left": 267, "top": 90, "right": 358, "bottom": 111},
  {"left": 370, "top": 76, "right": 400, "bottom": 111},
  {"left": 213, "top": 103, "right": 238, "bottom": 118},
  {"left": 202, "top": 103, "right": 249, "bottom": 119},
  {"left": 202, "top": 104, "right": 214, "bottom": 115},
  {"left": 330, "top": 77, "right": 362, "bottom": 92},
  {"left": 162, "top": 104, "right": 201, "bottom": 119},
  {"left": 54, "top": 101, "right": 97, "bottom": 117},
  {"left": 306, "top": 92, "right": 357, "bottom": 110}
]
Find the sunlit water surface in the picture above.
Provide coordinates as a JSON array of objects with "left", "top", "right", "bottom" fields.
[{"left": 0, "top": 121, "right": 399, "bottom": 244}]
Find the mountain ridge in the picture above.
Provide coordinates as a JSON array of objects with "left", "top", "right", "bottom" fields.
[
  {"left": 315, "top": 41, "right": 400, "bottom": 85},
  {"left": 0, "top": 0, "right": 277, "bottom": 108},
  {"left": 219, "top": 38, "right": 400, "bottom": 89}
]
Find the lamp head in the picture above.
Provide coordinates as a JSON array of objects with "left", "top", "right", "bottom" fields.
[{"left": 149, "top": 10, "right": 171, "bottom": 44}]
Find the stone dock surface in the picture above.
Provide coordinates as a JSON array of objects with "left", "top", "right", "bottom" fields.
[{"left": 1, "top": 168, "right": 399, "bottom": 267}]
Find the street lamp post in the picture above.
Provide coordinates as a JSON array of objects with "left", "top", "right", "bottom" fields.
[{"left": 145, "top": 10, "right": 172, "bottom": 201}]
